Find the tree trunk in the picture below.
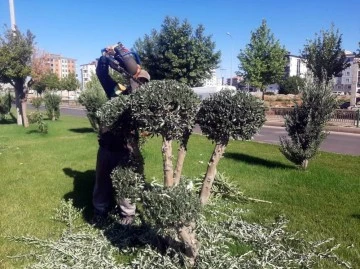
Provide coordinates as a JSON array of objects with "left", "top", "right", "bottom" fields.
[
  {"left": 200, "top": 143, "right": 226, "bottom": 205},
  {"left": 173, "top": 132, "right": 190, "bottom": 185},
  {"left": 301, "top": 159, "right": 308, "bottom": 169},
  {"left": 178, "top": 222, "right": 199, "bottom": 267},
  {"left": 173, "top": 145, "right": 186, "bottom": 185},
  {"left": 14, "top": 80, "right": 29, "bottom": 127},
  {"left": 162, "top": 137, "right": 174, "bottom": 187}
]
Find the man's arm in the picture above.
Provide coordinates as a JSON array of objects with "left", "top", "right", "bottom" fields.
[{"left": 96, "top": 56, "right": 117, "bottom": 99}]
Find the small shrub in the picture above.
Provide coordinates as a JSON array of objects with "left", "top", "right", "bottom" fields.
[
  {"left": 0, "top": 92, "right": 12, "bottom": 121},
  {"left": 28, "top": 111, "right": 48, "bottom": 133},
  {"left": 30, "top": 97, "right": 43, "bottom": 111},
  {"left": 280, "top": 80, "right": 337, "bottom": 169},
  {"left": 78, "top": 87, "right": 107, "bottom": 132},
  {"left": 43, "top": 92, "right": 61, "bottom": 120}
]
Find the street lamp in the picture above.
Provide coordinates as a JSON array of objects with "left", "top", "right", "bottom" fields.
[{"left": 226, "top": 32, "right": 233, "bottom": 86}]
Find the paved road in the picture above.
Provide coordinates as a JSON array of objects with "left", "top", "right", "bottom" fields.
[
  {"left": 254, "top": 126, "right": 360, "bottom": 156},
  {"left": 57, "top": 106, "right": 360, "bottom": 156}
]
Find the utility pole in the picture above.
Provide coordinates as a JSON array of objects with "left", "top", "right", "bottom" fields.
[
  {"left": 226, "top": 32, "right": 233, "bottom": 86},
  {"left": 9, "top": 0, "right": 16, "bottom": 32}
]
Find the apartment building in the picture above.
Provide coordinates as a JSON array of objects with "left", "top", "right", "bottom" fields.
[
  {"left": 285, "top": 55, "right": 308, "bottom": 78},
  {"left": 80, "top": 61, "right": 97, "bottom": 90},
  {"left": 202, "top": 69, "right": 218, "bottom": 86},
  {"left": 45, "top": 54, "right": 77, "bottom": 79},
  {"left": 333, "top": 51, "right": 360, "bottom": 95}
]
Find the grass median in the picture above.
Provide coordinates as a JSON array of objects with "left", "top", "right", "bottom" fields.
[{"left": 0, "top": 115, "right": 359, "bottom": 268}]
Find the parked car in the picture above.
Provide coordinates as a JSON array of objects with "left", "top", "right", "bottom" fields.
[{"left": 339, "top": 97, "right": 360, "bottom": 109}]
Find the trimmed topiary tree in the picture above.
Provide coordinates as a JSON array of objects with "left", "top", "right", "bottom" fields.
[
  {"left": 279, "top": 80, "right": 337, "bottom": 169},
  {"left": 131, "top": 80, "right": 200, "bottom": 187},
  {"left": 196, "top": 90, "right": 266, "bottom": 205}
]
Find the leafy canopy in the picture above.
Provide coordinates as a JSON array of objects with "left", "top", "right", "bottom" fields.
[
  {"left": 279, "top": 76, "right": 306, "bottom": 95},
  {"left": 196, "top": 90, "right": 266, "bottom": 145},
  {"left": 131, "top": 80, "right": 200, "bottom": 141},
  {"left": 61, "top": 72, "right": 80, "bottom": 92},
  {"left": 0, "top": 27, "right": 35, "bottom": 85},
  {"left": 134, "top": 16, "right": 221, "bottom": 87},
  {"left": 238, "top": 20, "right": 287, "bottom": 93},
  {"left": 301, "top": 24, "right": 349, "bottom": 83}
]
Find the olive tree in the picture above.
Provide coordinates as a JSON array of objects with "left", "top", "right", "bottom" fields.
[
  {"left": 131, "top": 80, "right": 200, "bottom": 187},
  {"left": 0, "top": 27, "right": 35, "bottom": 127},
  {"left": 280, "top": 80, "right": 337, "bottom": 169},
  {"left": 196, "top": 90, "right": 266, "bottom": 205},
  {"left": 78, "top": 74, "right": 107, "bottom": 132},
  {"left": 96, "top": 80, "right": 201, "bottom": 264}
]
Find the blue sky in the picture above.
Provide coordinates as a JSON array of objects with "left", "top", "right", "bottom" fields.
[{"left": 1, "top": 0, "right": 359, "bottom": 79}]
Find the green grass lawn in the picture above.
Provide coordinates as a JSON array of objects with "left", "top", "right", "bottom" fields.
[{"left": 0, "top": 115, "right": 359, "bottom": 268}]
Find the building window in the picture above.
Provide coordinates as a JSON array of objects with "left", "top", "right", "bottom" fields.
[
  {"left": 346, "top": 79, "right": 350, "bottom": 83},
  {"left": 346, "top": 72, "right": 350, "bottom": 76},
  {"left": 296, "top": 59, "right": 301, "bottom": 76}
]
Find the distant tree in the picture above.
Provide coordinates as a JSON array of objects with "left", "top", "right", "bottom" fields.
[
  {"left": 301, "top": 24, "right": 349, "bottom": 83},
  {"left": 43, "top": 72, "right": 60, "bottom": 91},
  {"left": 238, "top": 19, "right": 287, "bottom": 100},
  {"left": 134, "top": 16, "right": 221, "bottom": 87},
  {"left": 61, "top": 72, "right": 80, "bottom": 99},
  {"left": 32, "top": 79, "right": 47, "bottom": 96},
  {"left": 279, "top": 76, "right": 305, "bottom": 95},
  {"left": 279, "top": 80, "right": 337, "bottom": 169},
  {"left": 0, "top": 26, "right": 35, "bottom": 127},
  {"left": 30, "top": 48, "right": 50, "bottom": 83}
]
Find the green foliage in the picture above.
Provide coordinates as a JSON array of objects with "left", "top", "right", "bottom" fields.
[
  {"left": 0, "top": 92, "right": 13, "bottom": 120},
  {"left": 134, "top": 16, "right": 221, "bottom": 87},
  {"left": 279, "top": 76, "right": 305, "bottom": 95},
  {"left": 60, "top": 72, "right": 80, "bottom": 93},
  {"left": 8, "top": 200, "right": 121, "bottom": 269},
  {"left": 301, "top": 24, "right": 349, "bottom": 83},
  {"left": 9, "top": 200, "right": 350, "bottom": 269},
  {"left": 131, "top": 80, "right": 200, "bottom": 141},
  {"left": 96, "top": 94, "right": 133, "bottom": 132},
  {"left": 0, "top": 27, "right": 35, "bottom": 84},
  {"left": 42, "top": 72, "right": 60, "bottom": 91},
  {"left": 196, "top": 90, "right": 266, "bottom": 145},
  {"left": 280, "top": 80, "right": 337, "bottom": 168},
  {"left": 142, "top": 180, "right": 201, "bottom": 229},
  {"left": 30, "top": 97, "right": 43, "bottom": 110},
  {"left": 32, "top": 80, "right": 47, "bottom": 95},
  {"left": 43, "top": 92, "right": 61, "bottom": 120},
  {"left": 111, "top": 167, "right": 145, "bottom": 204},
  {"left": 78, "top": 78, "right": 107, "bottom": 131},
  {"left": 238, "top": 20, "right": 287, "bottom": 95}
]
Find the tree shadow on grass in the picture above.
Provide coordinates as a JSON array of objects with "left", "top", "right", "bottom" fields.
[
  {"left": 224, "top": 152, "right": 294, "bottom": 169},
  {"left": 63, "top": 168, "right": 95, "bottom": 222},
  {"left": 350, "top": 214, "right": 360, "bottom": 220},
  {"left": 0, "top": 113, "right": 17, "bottom": 124},
  {"left": 68, "top": 127, "right": 94, "bottom": 134}
]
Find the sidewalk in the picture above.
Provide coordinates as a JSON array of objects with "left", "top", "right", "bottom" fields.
[{"left": 265, "top": 116, "right": 360, "bottom": 134}]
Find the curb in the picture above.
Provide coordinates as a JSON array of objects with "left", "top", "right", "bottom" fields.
[{"left": 264, "top": 121, "right": 360, "bottom": 135}]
